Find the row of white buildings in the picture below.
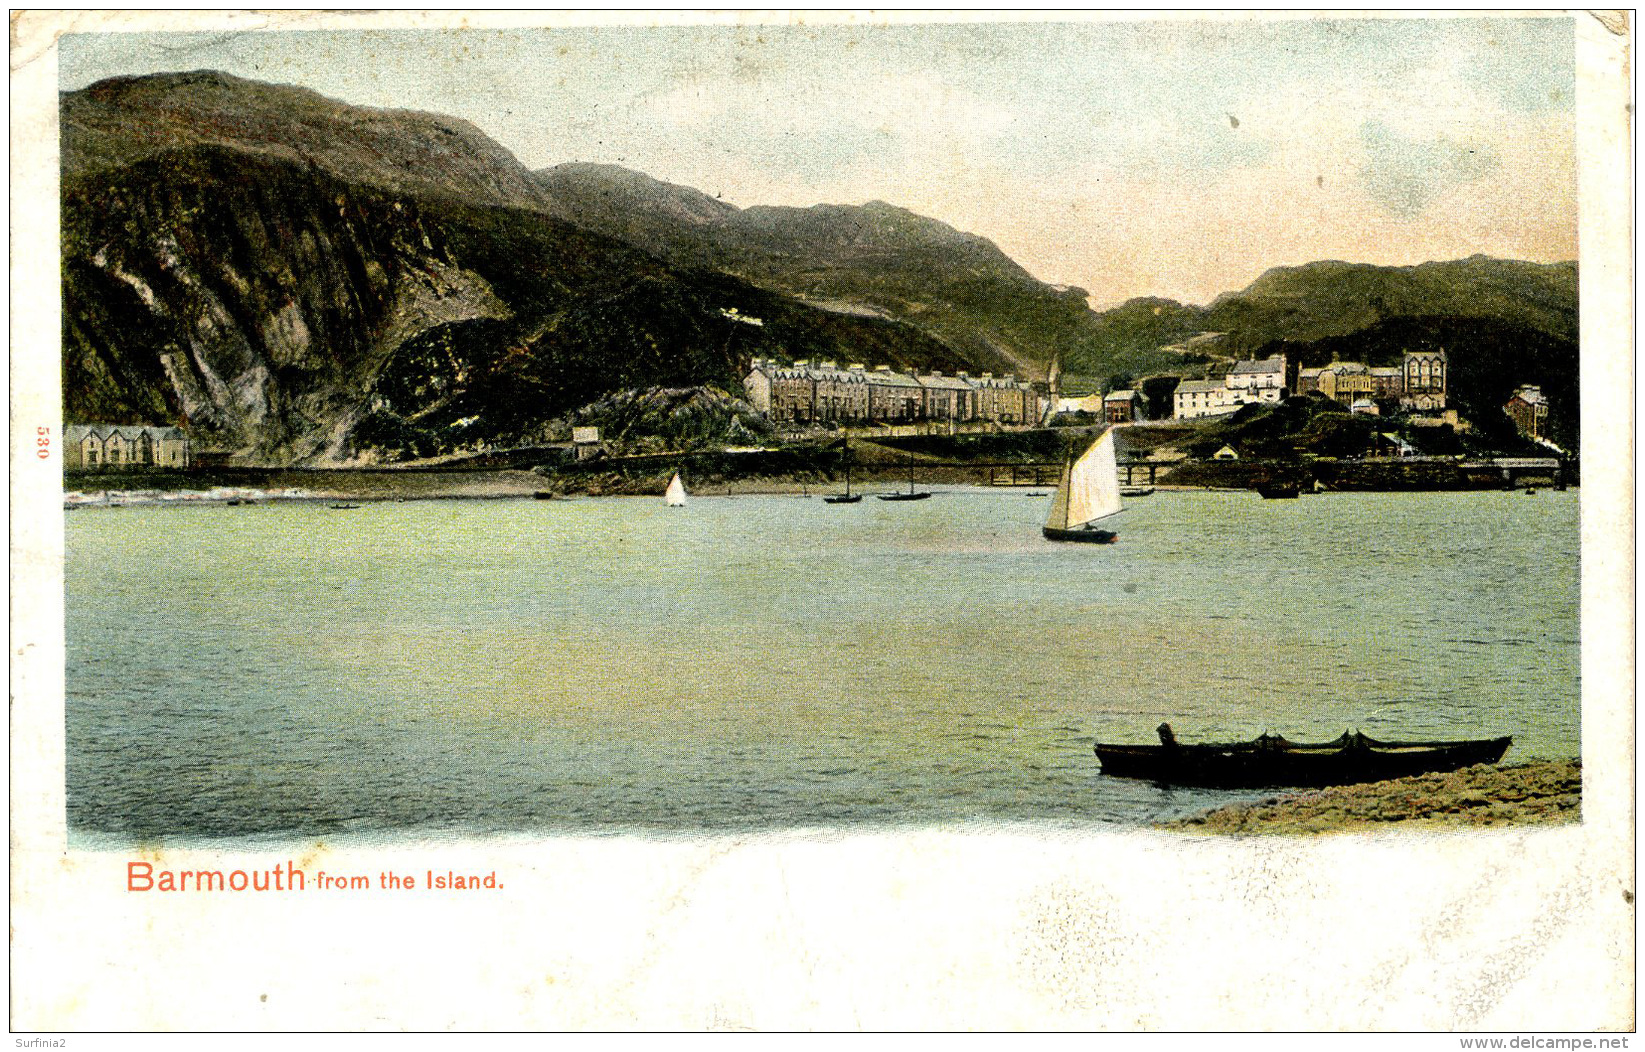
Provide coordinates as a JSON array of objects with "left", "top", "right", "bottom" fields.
[{"left": 1171, "top": 351, "right": 1450, "bottom": 420}]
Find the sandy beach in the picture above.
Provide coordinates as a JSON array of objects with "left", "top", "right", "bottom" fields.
[{"left": 1160, "top": 760, "right": 1582, "bottom": 835}]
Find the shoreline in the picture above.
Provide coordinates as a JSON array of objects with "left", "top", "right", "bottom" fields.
[
  {"left": 1158, "top": 759, "right": 1582, "bottom": 836},
  {"left": 62, "top": 470, "right": 1579, "bottom": 507}
]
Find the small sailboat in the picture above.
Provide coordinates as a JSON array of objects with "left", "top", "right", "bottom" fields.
[
  {"left": 825, "top": 455, "right": 862, "bottom": 504},
  {"left": 664, "top": 473, "right": 687, "bottom": 507},
  {"left": 878, "top": 456, "right": 931, "bottom": 501},
  {"left": 1043, "top": 429, "right": 1122, "bottom": 543}
]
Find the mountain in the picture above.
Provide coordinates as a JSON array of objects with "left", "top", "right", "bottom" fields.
[
  {"left": 62, "top": 70, "right": 554, "bottom": 210},
  {"left": 60, "top": 73, "right": 988, "bottom": 463},
  {"left": 532, "top": 164, "right": 1096, "bottom": 377}
]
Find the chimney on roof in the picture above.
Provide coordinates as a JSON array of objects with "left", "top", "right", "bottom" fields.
[
  {"left": 982, "top": 372, "right": 994, "bottom": 380},
  {"left": 848, "top": 363, "right": 865, "bottom": 371},
  {"left": 820, "top": 360, "right": 837, "bottom": 369},
  {"left": 874, "top": 364, "right": 891, "bottom": 372},
  {"left": 1003, "top": 374, "right": 1015, "bottom": 383},
  {"left": 956, "top": 371, "right": 969, "bottom": 379},
  {"left": 929, "top": 369, "right": 943, "bottom": 378}
]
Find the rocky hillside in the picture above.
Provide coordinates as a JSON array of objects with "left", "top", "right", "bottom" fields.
[
  {"left": 534, "top": 163, "right": 1096, "bottom": 378},
  {"left": 60, "top": 73, "right": 1033, "bottom": 464}
]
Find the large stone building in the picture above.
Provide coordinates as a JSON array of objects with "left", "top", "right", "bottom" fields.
[
  {"left": 1172, "top": 355, "right": 1288, "bottom": 420},
  {"left": 743, "top": 359, "right": 1039, "bottom": 428},
  {"left": 1401, "top": 350, "right": 1449, "bottom": 410},
  {"left": 1297, "top": 350, "right": 1448, "bottom": 411},
  {"left": 64, "top": 424, "right": 191, "bottom": 471}
]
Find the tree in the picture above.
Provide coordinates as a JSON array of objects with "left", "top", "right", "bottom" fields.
[{"left": 1141, "top": 375, "right": 1181, "bottom": 420}]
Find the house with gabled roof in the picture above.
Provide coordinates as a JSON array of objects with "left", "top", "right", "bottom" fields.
[{"left": 64, "top": 424, "right": 190, "bottom": 471}]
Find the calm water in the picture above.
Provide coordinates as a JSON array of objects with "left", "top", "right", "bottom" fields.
[{"left": 65, "top": 488, "right": 1579, "bottom": 841}]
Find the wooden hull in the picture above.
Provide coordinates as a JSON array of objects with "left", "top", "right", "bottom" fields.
[
  {"left": 1043, "top": 525, "right": 1117, "bottom": 543},
  {"left": 1258, "top": 484, "right": 1300, "bottom": 499},
  {"left": 879, "top": 492, "right": 931, "bottom": 501},
  {"left": 1095, "top": 731, "right": 1512, "bottom": 789},
  {"left": 824, "top": 494, "right": 863, "bottom": 504}
]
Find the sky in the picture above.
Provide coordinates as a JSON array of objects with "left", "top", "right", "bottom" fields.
[{"left": 57, "top": 14, "right": 1578, "bottom": 309}]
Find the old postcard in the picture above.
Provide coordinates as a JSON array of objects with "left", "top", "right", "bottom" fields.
[{"left": 9, "top": 9, "right": 1633, "bottom": 1032}]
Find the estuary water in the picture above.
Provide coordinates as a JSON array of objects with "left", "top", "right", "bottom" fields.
[{"left": 65, "top": 488, "right": 1580, "bottom": 842}]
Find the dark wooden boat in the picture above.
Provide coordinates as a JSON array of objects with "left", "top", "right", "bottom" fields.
[
  {"left": 1094, "top": 723, "right": 1512, "bottom": 788},
  {"left": 1120, "top": 486, "right": 1155, "bottom": 498},
  {"left": 878, "top": 457, "right": 930, "bottom": 501},
  {"left": 329, "top": 502, "right": 361, "bottom": 510},
  {"left": 1042, "top": 524, "right": 1117, "bottom": 543},
  {"left": 1257, "top": 482, "right": 1301, "bottom": 499},
  {"left": 826, "top": 457, "right": 862, "bottom": 503},
  {"left": 533, "top": 491, "right": 557, "bottom": 500}
]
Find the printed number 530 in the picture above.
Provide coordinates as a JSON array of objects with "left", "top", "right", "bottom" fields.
[{"left": 37, "top": 426, "right": 50, "bottom": 459}]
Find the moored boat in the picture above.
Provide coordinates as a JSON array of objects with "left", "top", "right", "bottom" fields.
[
  {"left": 878, "top": 456, "right": 930, "bottom": 501},
  {"left": 1257, "top": 482, "right": 1301, "bottom": 499},
  {"left": 825, "top": 453, "right": 862, "bottom": 503},
  {"left": 1094, "top": 723, "right": 1513, "bottom": 788}
]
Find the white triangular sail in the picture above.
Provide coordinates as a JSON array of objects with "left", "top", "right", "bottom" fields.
[
  {"left": 664, "top": 473, "right": 687, "bottom": 507},
  {"left": 1045, "top": 429, "right": 1122, "bottom": 530}
]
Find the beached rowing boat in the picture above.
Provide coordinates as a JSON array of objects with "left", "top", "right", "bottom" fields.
[{"left": 1094, "top": 723, "right": 1512, "bottom": 788}]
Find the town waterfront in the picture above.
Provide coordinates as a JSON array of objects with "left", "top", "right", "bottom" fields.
[{"left": 65, "top": 488, "right": 1579, "bottom": 842}]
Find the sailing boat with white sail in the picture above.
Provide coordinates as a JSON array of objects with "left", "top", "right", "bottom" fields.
[
  {"left": 1043, "top": 428, "right": 1123, "bottom": 543},
  {"left": 664, "top": 472, "right": 687, "bottom": 507}
]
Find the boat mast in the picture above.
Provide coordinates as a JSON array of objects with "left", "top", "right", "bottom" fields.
[{"left": 1045, "top": 444, "right": 1073, "bottom": 531}]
